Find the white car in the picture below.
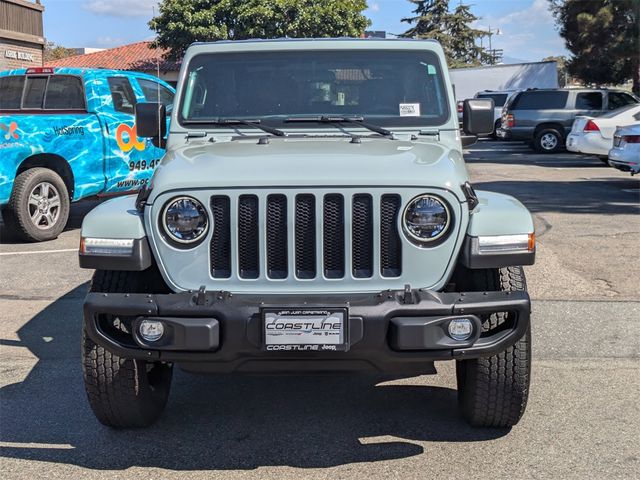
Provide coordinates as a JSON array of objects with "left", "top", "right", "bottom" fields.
[
  {"left": 608, "top": 123, "right": 640, "bottom": 175},
  {"left": 567, "top": 104, "right": 640, "bottom": 158}
]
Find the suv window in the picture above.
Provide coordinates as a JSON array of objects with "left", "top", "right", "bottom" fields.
[
  {"left": 575, "top": 92, "right": 603, "bottom": 110},
  {"left": 138, "top": 78, "right": 174, "bottom": 112},
  {"left": 0, "top": 76, "right": 25, "bottom": 110},
  {"left": 107, "top": 77, "right": 137, "bottom": 114},
  {"left": 511, "top": 91, "right": 569, "bottom": 110},
  {"left": 44, "top": 75, "right": 85, "bottom": 109},
  {"left": 608, "top": 92, "right": 638, "bottom": 110},
  {"left": 477, "top": 93, "right": 508, "bottom": 107}
]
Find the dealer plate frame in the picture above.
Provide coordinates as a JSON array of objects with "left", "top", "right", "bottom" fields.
[{"left": 262, "top": 307, "right": 349, "bottom": 352}]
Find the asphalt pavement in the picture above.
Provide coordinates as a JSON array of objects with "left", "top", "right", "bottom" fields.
[{"left": 0, "top": 140, "right": 639, "bottom": 479}]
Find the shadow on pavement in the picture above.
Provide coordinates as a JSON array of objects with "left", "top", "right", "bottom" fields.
[
  {"left": 466, "top": 142, "right": 609, "bottom": 169},
  {"left": 476, "top": 178, "right": 640, "bottom": 215},
  {"left": 0, "top": 284, "right": 508, "bottom": 471}
]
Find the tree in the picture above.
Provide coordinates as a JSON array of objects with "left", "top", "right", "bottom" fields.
[
  {"left": 448, "top": 3, "right": 491, "bottom": 66},
  {"left": 550, "top": 0, "right": 639, "bottom": 94},
  {"left": 149, "top": 0, "right": 371, "bottom": 60},
  {"left": 43, "top": 41, "right": 76, "bottom": 62},
  {"left": 542, "top": 55, "right": 570, "bottom": 87},
  {"left": 400, "top": 0, "right": 490, "bottom": 67}
]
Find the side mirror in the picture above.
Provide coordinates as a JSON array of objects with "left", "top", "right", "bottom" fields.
[
  {"left": 135, "top": 102, "right": 167, "bottom": 139},
  {"left": 463, "top": 98, "right": 494, "bottom": 135}
]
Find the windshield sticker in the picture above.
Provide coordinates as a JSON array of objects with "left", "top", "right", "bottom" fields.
[{"left": 399, "top": 103, "right": 421, "bottom": 117}]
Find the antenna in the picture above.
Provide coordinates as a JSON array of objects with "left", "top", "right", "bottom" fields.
[{"left": 153, "top": 5, "right": 162, "bottom": 146}]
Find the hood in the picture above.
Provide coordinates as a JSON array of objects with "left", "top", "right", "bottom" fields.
[{"left": 149, "top": 136, "right": 469, "bottom": 202}]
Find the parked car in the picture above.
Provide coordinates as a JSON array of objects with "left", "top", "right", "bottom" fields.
[
  {"left": 474, "top": 90, "right": 518, "bottom": 137},
  {"left": 0, "top": 67, "right": 174, "bottom": 241},
  {"left": 608, "top": 124, "right": 640, "bottom": 175},
  {"left": 567, "top": 104, "right": 640, "bottom": 160},
  {"left": 78, "top": 38, "right": 536, "bottom": 429},
  {"left": 498, "top": 88, "right": 639, "bottom": 153}
]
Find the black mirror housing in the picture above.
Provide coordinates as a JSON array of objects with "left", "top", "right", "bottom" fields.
[
  {"left": 135, "top": 102, "right": 167, "bottom": 138},
  {"left": 462, "top": 98, "right": 494, "bottom": 135}
]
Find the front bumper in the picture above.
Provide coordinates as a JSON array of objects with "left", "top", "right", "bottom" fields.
[{"left": 84, "top": 288, "right": 531, "bottom": 374}]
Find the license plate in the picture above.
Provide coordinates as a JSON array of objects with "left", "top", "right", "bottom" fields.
[{"left": 263, "top": 308, "right": 347, "bottom": 351}]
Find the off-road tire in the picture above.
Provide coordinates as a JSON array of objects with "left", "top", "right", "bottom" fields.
[
  {"left": 455, "top": 266, "right": 531, "bottom": 428},
  {"left": 3, "top": 167, "right": 70, "bottom": 242},
  {"left": 533, "top": 128, "right": 563, "bottom": 154},
  {"left": 82, "top": 270, "right": 173, "bottom": 428}
]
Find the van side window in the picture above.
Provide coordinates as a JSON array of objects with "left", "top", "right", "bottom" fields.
[
  {"left": 575, "top": 92, "right": 603, "bottom": 110},
  {"left": 512, "top": 91, "right": 568, "bottom": 110},
  {"left": 45, "top": 76, "right": 85, "bottom": 109},
  {"left": 608, "top": 92, "right": 638, "bottom": 110},
  {"left": 138, "top": 78, "right": 174, "bottom": 112},
  {"left": 107, "top": 77, "right": 137, "bottom": 114},
  {"left": 22, "top": 76, "right": 47, "bottom": 109},
  {"left": 0, "top": 76, "right": 25, "bottom": 110}
]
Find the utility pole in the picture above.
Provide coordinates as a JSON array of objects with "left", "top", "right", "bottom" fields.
[{"left": 485, "top": 26, "right": 502, "bottom": 65}]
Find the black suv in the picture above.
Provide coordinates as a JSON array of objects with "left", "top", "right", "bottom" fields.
[{"left": 499, "top": 88, "right": 639, "bottom": 153}]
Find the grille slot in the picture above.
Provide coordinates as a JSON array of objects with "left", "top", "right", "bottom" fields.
[
  {"left": 266, "top": 194, "right": 288, "bottom": 279},
  {"left": 323, "top": 194, "right": 345, "bottom": 278},
  {"left": 295, "top": 194, "right": 316, "bottom": 279},
  {"left": 352, "top": 194, "right": 373, "bottom": 278},
  {"left": 237, "top": 195, "right": 259, "bottom": 279},
  {"left": 380, "top": 194, "right": 402, "bottom": 277},
  {"left": 210, "top": 196, "right": 231, "bottom": 278}
]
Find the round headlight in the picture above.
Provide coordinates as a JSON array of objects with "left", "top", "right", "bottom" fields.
[
  {"left": 403, "top": 195, "right": 450, "bottom": 244},
  {"left": 162, "top": 196, "right": 209, "bottom": 244}
]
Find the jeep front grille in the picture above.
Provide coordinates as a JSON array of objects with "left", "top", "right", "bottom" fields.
[{"left": 209, "top": 192, "right": 402, "bottom": 281}]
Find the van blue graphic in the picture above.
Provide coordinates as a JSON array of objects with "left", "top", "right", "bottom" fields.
[{"left": 0, "top": 67, "right": 175, "bottom": 241}]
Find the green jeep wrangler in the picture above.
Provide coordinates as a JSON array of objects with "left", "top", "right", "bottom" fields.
[{"left": 78, "top": 39, "right": 535, "bottom": 429}]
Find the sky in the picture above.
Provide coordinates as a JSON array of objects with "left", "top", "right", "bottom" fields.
[{"left": 42, "top": 0, "right": 569, "bottom": 63}]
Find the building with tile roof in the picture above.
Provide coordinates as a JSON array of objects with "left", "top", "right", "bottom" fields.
[{"left": 46, "top": 41, "right": 180, "bottom": 86}]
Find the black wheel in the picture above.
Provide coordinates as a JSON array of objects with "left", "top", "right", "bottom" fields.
[
  {"left": 455, "top": 266, "right": 531, "bottom": 428},
  {"left": 82, "top": 270, "right": 173, "bottom": 428},
  {"left": 533, "top": 128, "right": 563, "bottom": 153},
  {"left": 3, "top": 167, "right": 70, "bottom": 242}
]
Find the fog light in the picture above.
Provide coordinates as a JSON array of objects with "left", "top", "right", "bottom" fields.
[
  {"left": 448, "top": 318, "right": 473, "bottom": 341},
  {"left": 139, "top": 320, "right": 164, "bottom": 342}
]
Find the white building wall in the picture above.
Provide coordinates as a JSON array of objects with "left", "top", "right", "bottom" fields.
[{"left": 450, "top": 61, "right": 559, "bottom": 101}]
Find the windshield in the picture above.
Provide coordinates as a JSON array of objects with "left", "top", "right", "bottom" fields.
[
  {"left": 477, "top": 93, "right": 508, "bottom": 107},
  {"left": 179, "top": 50, "right": 450, "bottom": 128}
]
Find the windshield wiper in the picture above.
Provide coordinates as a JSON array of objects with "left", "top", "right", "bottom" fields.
[
  {"left": 285, "top": 115, "right": 394, "bottom": 138},
  {"left": 183, "top": 118, "right": 286, "bottom": 137}
]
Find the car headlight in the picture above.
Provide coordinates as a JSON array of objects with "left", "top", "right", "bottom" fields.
[
  {"left": 403, "top": 194, "right": 451, "bottom": 244},
  {"left": 161, "top": 196, "right": 209, "bottom": 245}
]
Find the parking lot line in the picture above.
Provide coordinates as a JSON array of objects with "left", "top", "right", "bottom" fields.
[{"left": 0, "top": 248, "right": 77, "bottom": 256}]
